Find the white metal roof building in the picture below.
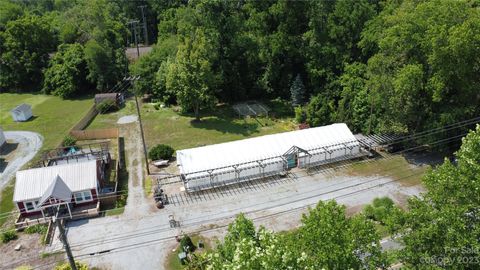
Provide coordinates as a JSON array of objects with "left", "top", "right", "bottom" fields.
[
  {"left": 0, "top": 127, "right": 5, "bottom": 147},
  {"left": 10, "top": 103, "right": 32, "bottom": 122},
  {"left": 13, "top": 160, "right": 98, "bottom": 202},
  {"left": 177, "top": 123, "right": 361, "bottom": 191}
]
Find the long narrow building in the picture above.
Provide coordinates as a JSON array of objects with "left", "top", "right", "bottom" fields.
[{"left": 177, "top": 123, "right": 361, "bottom": 192}]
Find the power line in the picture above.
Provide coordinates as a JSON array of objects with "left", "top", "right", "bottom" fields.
[
  {"left": 23, "top": 131, "right": 471, "bottom": 270},
  {"left": 44, "top": 133, "right": 470, "bottom": 251}
]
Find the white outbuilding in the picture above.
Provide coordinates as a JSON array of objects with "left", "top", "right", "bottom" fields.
[
  {"left": 0, "top": 127, "right": 5, "bottom": 148},
  {"left": 11, "top": 104, "right": 33, "bottom": 122},
  {"left": 177, "top": 123, "right": 363, "bottom": 192}
]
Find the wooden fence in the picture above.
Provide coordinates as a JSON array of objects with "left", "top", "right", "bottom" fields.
[
  {"left": 70, "top": 104, "right": 99, "bottom": 131},
  {"left": 70, "top": 128, "right": 119, "bottom": 140}
]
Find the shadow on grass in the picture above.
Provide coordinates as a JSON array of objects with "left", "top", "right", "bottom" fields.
[{"left": 190, "top": 117, "right": 260, "bottom": 136}]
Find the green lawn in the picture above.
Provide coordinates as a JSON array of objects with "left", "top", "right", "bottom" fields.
[
  {"left": 165, "top": 235, "right": 211, "bottom": 270},
  {"left": 89, "top": 99, "right": 296, "bottom": 150},
  {"left": 0, "top": 93, "right": 93, "bottom": 227},
  {"left": 0, "top": 93, "right": 94, "bottom": 151},
  {"left": 343, "top": 155, "right": 428, "bottom": 187}
]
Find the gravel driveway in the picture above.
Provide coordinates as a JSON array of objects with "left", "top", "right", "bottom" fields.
[{"left": 0, "top": 131, "right": 43, "bottom": 190}]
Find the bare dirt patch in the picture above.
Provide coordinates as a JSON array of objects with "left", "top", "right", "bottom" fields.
[{"left": 0, "top": 233, "right": 64, "bottom": 270}]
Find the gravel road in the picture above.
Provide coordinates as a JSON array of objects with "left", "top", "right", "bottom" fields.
[{"left": 0, "top": 131, "right": 43, "bottom": 190}]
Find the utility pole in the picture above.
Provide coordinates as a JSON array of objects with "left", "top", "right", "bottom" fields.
[
  {"left": 128, "top": 20, "right": 141, "bottom": 60},
  {"left": 126, "top": 21, "right": 150, "bottom": 174},
  {"left": 54, "top": 216, "right": 77, "bottom": 270},
  {"left": 139, "top": 5, "right": 148, "bottom": 45}
]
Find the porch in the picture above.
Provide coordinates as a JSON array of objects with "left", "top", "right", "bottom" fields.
[{"left": 15, "top": 201, "right": 100, "bottom": 229}]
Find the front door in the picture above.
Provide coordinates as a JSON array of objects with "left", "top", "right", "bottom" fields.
[{"left": 286, "top": 154, "right": 298, "bottom": 169}]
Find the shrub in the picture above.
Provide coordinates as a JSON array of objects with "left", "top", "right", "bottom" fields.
[
  {"left": 1, "top": 229, "right": 18, "bottom": 243},
  {"left": 25, "top": 224, "right": 47, "bottom": 235},
  {"left": 363, "top": 197, "right": 396, "bottom": 225},
  {"left": 148, "top": 144, "right": 174, "bottom": 160},
  {"left": 294, "top": 106, "right": 306, "bottom": 123},
  {"left": 62, "top": 135, "right": 76, "bottom": 147},
  {"left": 180, "top": 235, "right": 195, "bottom": 253},
  {"left": 96, "top": 100, "right": 118, "bottom": 114},
  {"left": 55, "top": 262, "right": 88, "bottom": 270}
]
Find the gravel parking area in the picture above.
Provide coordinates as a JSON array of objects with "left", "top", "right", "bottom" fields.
[
  {"left": 0, "top": 131, "right": 43, "bottom": 190},
  {"left": 47, "top": 158, "right": 424, "bottom": 269}
]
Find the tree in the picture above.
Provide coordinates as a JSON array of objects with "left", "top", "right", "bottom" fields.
[
  {"left": 166, "top": 28, "right": 218, "bottom": 121},
  {"left": 361, "top": 0, "right": 480, "bottom": 134},
  {"left": 290, "top": 74, "right": 306, "bottom": 107},
  {"left": 58, "top": 0, "right": 128, "bottom": 91},
  {"left": 0, "top": 15, "right": 55, "bottom": 91},
  {"left": 43, "top": 43, "right": 90, "bottom": 98},
  {"left": 191, "top": 214, "right": 308, "bottom": 270},
  {"left": 399, "top": 125, "right": 480, "bottom": 268},
  {"left": 286, "top": 200, "right": 385, "bottom": 269},
  {"left": 305, "top": 94, "right": 334, "bottom": 127}
]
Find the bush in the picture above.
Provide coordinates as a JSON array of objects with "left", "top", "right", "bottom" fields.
[
  {"left": 96, "top": 100, "right": 118, "bottom": 114},
  {"left": 62, "top": 135, "right": 76, "bottom": 147},
  {"left": 1, "top": 230, "right": 18, "bottom": 243},
  {"left": 363, "top": 197, "right": 396, "bottom": 225},
  {"left": 55, "top": 262, "right": 88, "bottom": 270},
  {"left": 180, "top": 235, "right": 195, "bottom": 253},
  {"left": 294, "top": 106, "right": 306, "bottom": 123},
  {"left": 148, "top": 144, "right": 174, "bottom": 160},
  {"left": 25, "top": 224, "right": 47, "bottom": 235}
]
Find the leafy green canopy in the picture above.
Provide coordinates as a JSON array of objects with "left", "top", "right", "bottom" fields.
[
  {"left": 43, "top": 43, "right": 90, "bottom": 98},
  {"left": 0, "top": 15, "right": 55, "bottom": 91},
  {"left": 188, "top": 202, "right": 385, "bottom": 269},
  {"left": 400, "top": 125, "right": 480, "bottom": 268}
]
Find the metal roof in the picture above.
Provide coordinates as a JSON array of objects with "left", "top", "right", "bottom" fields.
[
  {"left": 13, "top": 160, "right": 98, "bottom": 202},
  {"left": 177, "top": 123, "right": 359, "bottom": 175},
  {"left": 38, "top": 175, "right": 72, "bottom": 206},
  {"left": 10, "top": 103, "right": 31, "bottom": 113}
]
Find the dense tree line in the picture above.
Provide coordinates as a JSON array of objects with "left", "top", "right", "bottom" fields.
[
  {"left": 132, "top": 0, "right": 480, "bottom": 134},
  {"left": 183, "top": 125, "right": 480, "bottom": 269},
  {"left": 1, "top": 0, "right": 479, "bottom": 133},
  {"left": 0, "top": 0, "right": 135, "bottom": 97}
]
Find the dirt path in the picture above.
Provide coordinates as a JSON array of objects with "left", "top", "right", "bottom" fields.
[
  {"left": 0, "top": 131, "right": 43, "bottom": 190},
  {"left": 120, "top": 121, "right": 152, "bottom": 217}
]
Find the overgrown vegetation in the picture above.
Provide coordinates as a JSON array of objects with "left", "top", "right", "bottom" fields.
[
  {"left": 96, "top": 100, "right": 118, "bottom": 114},
  {"left": 24, "top": 224, "right": 47, "bottom": 235},
  {"left": 54, "top": 261, "right": 88, "bottom": 270},
  {"left": 62, "top": 135, "right": 76, "bottom": 147},
  {"left": 148, "top": 144, "right": 174, "bottom": 161},
  {"left": 1, "top": 229, "right": 17, "bottom": 243}
]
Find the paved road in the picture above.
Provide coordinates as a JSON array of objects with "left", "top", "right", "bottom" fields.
[{"left": 0, "top": 131, "right": 43, "bottom": 190}]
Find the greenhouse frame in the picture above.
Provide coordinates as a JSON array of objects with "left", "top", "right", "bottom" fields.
[{"left": 176, "top": 123, "right": 362, "bottom": 192}]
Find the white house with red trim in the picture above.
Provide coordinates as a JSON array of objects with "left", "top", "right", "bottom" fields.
[{"left": 13, "top": 160, "right": 103, "bottom": 220}]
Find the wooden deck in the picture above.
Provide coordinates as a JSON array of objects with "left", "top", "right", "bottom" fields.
[{"left": 15, "top": 201, "right": 100, "bottom": 229}]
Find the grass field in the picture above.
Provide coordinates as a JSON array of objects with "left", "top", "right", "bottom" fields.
[
  {"left": 0, "top": 93, "right": 93, "bottom": 227},
  {"left": 89, "top": 99, "right": 296, "bottom": 150},
  {"left": 0, "top": 93, "right": 93, "bottom": 150},
  {"left": 343, "top": 155, "right": 428, "bottom": 187}
]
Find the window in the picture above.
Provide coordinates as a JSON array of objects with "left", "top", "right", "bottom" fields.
[
  {"left": 24, "top": 200, "right": 39, "bottom": 212},
  {"left": 74, "top": 190, "right": 93, "bottom": 203}
]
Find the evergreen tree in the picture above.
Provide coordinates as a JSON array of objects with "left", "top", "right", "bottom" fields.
[{"left": 290, "top": 74, "right": 306, "bottom": 107}]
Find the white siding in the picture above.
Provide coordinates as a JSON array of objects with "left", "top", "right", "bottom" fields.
[{"left": 178, "top": 123, "right": 360, "bottom": 191}]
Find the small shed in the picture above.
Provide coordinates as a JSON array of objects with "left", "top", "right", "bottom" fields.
[
  {"left": 11, "top": 104, "right": 32, "bottom": 122},
  {"left": 0, "top": 127, "right": 5, "bottom": 147},
  {"left": 94, "top": 93, "right": 124, "bottom": 106}
]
